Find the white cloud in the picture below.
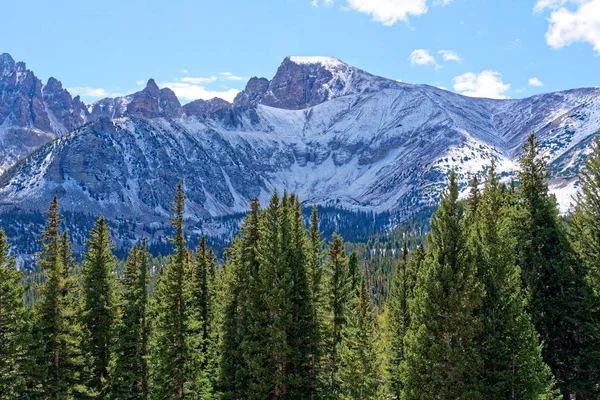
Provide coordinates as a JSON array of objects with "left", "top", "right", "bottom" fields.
[
  {"left": 160, "top": 81, "right": 240, "bottom": 103},
  {"left": 220, "top": 72, "right": 245, "bottom": 81},
  {"left": 534, "top": 0, "right": 570, "bottom": 13},
  {"left": 313, "top": 0, "right": 451, "bottom": 25},
  {"left": 346, "top": 0, "right": 429, "bottom": 25},
  {"left": 535, "top": 0, "right": 600, "bottom": 54},
  {"left": 182, "top": 69, "right": 189, "bottom": 74},
  {"left": 67, "top": 87, "right": 122, "bottom": 99},
  {"left": 528, "top": 77, "right": 544, "bottom": 87},
  {"left": 409, "top": 49, "right": 438, "bottom": 66},
  {"left": 180, "top": 76, "right": 218, "bottom": 84},
  {"left": 452, "top": 70, "right": 511, "bottom": 99},
  {"left": 438, "top": 49, "right": 461, "bottom": 62},
  {"left": 136, "top": 80, "right": 145, "bottom": 86}
]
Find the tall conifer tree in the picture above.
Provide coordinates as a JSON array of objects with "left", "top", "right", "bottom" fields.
[
  {"left": 325, "top": 233, "right": 351, "bottom": 395},
  {"left": 385, "top": 240, "right": 415, "bottom": 399},
  {"left": 402, "top": 170, "right": 484, "bottom": 399},
  {"left": 82, "top": 216, "right": 117, "bottom": 396},
  {"left": 473, "top": 163, "right": 558, "bottom": 399},
  {"left": 111, "top": 240, "right": 150, "bottom": 399},
  {"left": 516, "top": 133, "right": 600, "bottom": 399},
  {"left": 0, "top": 228, "right": 28, "bottom": 397},
  {"left": 32, "top": 196, "right": 90, "bottom": 399},
  {"left": 338, "top": 279, "right": 381, "bottom": 400}
]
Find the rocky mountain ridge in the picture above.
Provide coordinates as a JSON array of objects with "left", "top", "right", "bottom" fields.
[{"left": 0, "top": 52, "right": 599, "bottom": 249}]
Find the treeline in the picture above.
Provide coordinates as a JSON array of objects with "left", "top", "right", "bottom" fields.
[{"left": 0, "top": 133, "right": 600, "bottom": 399}]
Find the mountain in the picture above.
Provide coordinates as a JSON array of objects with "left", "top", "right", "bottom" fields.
[{"left": 0, "top": 53, "right": 599, "bottom": 254}]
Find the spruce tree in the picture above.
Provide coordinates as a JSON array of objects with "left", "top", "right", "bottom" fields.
[
  {"left": 219, "top": 198, "right": 261, "bottom": 399},
  {"left": 111, "top": 240, "right": 150, "bottom": 399},
  {"left": 572, "top": 139, "right": 600, "bottom": 291},
  {"left": 308, "top": 205, "right": 326, "bottom": 398},
  {"left": 0, "top": 228, "right": 28, "bottom": 397},
  {"left": 516, "top": 133, "right": 600, "bottom": 399},
  {"left": 385, "top": 240, "right": 415, "bottom": 399},
  {"left": 82, "top": 216, "right": 117, "bottom": 396},
  {"left": 402, "top": 170, "right": 484, "bottom": 399},
  {"left": 188, "top": 236, "right": 218, "bottom": 394},
  {"left": 473, "top": 163, "right": 558, "bottom": 399},
  {"left": 325, "top": 232, "right": 351, "bottom": 395},
  {"left": 32, "top": 196, "right": 90, "bottom": 399},
  {"left": 150, "top": 182, "right": 207, "bottom": 399},
  {"left": 338, "top": 279, "right": 381, "bottom": 400},
  {"left": 348, "top": 251, "right": 360, "bottom": 296},
  {"left": 286, "top": 196, "right": 315, "bottom": 398}
]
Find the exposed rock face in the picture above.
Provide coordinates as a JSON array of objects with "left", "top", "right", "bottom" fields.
[
  {"left": 184, "top": 97, "right": 231, "bottom": 118},
  {"left": 233, "top": 56, "right": 399, "bottom": 110},
  {"left": 233, "top": 77, "right": 270, "bottom": 108},
  {"left": 43, "top": 77, "right": 90, "bottom": 132}
]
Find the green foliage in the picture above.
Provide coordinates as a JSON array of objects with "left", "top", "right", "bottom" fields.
[
  {"left": 0, "top": 228, "right": 29, "bottom": 397},
  {"left": 324, "top": 232, "right": 352, "bottom": 395},
  {"left": 82, "top": 216, "right": 117, "bottom": 396},
  {"left": 111, "top": 240, "right": 150, "bottom": 399},
  {"left": 31, "top": 196, "right": 92, "bottom": 399},
  {"left": 338, "top": 279, "right": 382, "bottom": 400},
  {"left": 471, "top": 162, "right": 558, "bottom": 399},
  {"left": 402, "top": 170, "right": 485, "bottom": 399},
  {"left": 516, "top": 133, "right": 600, "bottom": 399}
]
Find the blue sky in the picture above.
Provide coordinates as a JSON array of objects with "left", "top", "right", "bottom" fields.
[{"left": 1, "top": 0, "right": 598, "bottom": 103}]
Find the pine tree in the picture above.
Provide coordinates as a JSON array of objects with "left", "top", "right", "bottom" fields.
[
  {"left": 516, "top": 133, "right": 600, "bottom": 399},
  {"left": 286, "top": 196, "right": 315, "bottom": 398},
  {"left": 82, "top": 216, "right": 117, "bottom": 396},
  {"left": 188, "top": 236, "right": 218, "bottom": 394},
  {"left": 111, "top": 240, "right": 150, "bottom": 399},
  {"left": 473, "top": 163, "right": 558, "bottom": 399},
  {"left": 325, "top": 232, "right": 351, "bottom": 395},
  {"left": 0, "top": 228, "right": 28, "bottom": 397},
  {"left": 338, "top": 279, "right": 381, "bottom": 400},
  {"left": 32, "top": 196, "right": 91, "bottom": 399},
  {"left": 385, "top": 240, "right": 415, "bottom": 399},
  {"left": 572, "top": 139, "right": 600, "bottom": 291},
  {"left": 220, "top": 198, "right": 261, "bottom": 399},
  {"left": 150, "top": 182, "right": 206, "bottom": 399},
  {"left": 308, "top": 205, "right": 326, "bottom": 398},
  {"left": 348, "top": 251, "right": 360, "bottom": 296},
  {"left": 402, "top": 170, "right": 484, "bottom": 399}
]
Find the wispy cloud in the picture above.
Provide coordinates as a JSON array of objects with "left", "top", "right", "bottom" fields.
[
  {"left": 410, "top": 49, "right": 438, "bottom": 67},
  {"left": 438, "top": 49, "right": 461, "bottom": 62},
  {"left": 220, "top": 72, "right": 245, "bottom": 81},
  {"left": 67, "top": 87, "right": 123, "bottom": 99},
  {"left": 180, "top": 76, "right": 218, "bottom": 84},
  {"left": 528, "top": 77, "right": 544, "bottom": 87},
  {"left": 452, "top": 70, "right": 511, "bottom": 99}
]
